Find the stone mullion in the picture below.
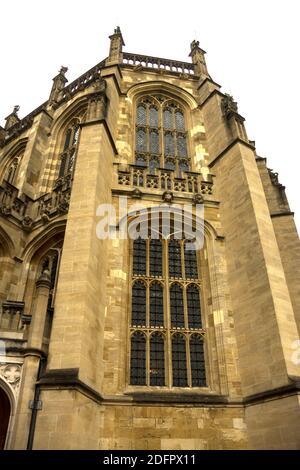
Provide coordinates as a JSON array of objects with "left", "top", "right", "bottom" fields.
[
  {"left": 186, "top": 333, "right": 192, "bottom": 387},
  {"left": 164, "top": 239, "right": 172, "bottom": 388}
]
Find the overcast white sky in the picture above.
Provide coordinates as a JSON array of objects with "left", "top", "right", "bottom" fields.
[{"left": 1, "top": 0, "right": 299, "bottom": 230}]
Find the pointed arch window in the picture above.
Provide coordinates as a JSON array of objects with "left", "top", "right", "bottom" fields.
[
  {"left": 58, "top": 120, "right": 80, "bottom": 179},
  {"left": 3, "top": 156, "right": 21, "bottom": 186},
  {"left": 135, "top": 95, "right": 190, "bottom": 174},
  {"left": 130, "top": 236, "right": 206, "bottom": 389}
]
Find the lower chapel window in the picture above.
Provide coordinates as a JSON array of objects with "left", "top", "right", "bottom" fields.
[{"left": 130, "top": 238, "right": 206, "bottom": 388}]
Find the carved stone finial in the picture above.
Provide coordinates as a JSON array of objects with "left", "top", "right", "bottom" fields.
[
  {"left": 106, "top": 26, "right": 125, "bottom": 65},
  {"left": 189, "top": 40, "right": 208, "bottom": 77},
  {"left": 59, "top": 66, "right": 68, "bottom": 75},
  {"left": 49, "top": 66, "right": 69, "bottom": 106},
  {"left": 4, "top": 105, "right": 20, "bottom": 130},
  {"left": 221, "top": 93, "right": 239, "bottom": 119},
  {"left": 0, "top": 126, "right": 6, "bottom": 147}
]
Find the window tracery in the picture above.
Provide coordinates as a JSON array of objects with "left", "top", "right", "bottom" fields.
[
  {"left": 130, "top": 238, "right": 206, "bottom": 388},
  {"left": 135, "top": 95, "right": 190, "bottom": 174}
]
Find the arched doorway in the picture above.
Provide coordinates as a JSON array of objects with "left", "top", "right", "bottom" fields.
[{"left": 0, "top": 386, "right": 10, "bottom": 449}]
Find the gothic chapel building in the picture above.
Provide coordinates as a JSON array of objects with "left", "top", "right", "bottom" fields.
[{"left": 0, "top": 28, "right": 300, "bottom": 450}]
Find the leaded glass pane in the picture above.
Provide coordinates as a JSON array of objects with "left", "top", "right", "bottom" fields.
[
  {"left": 136, "top": 155, "right": 147, "bottom": 167},
  {"left": 150, "top": 333, "right": 165, "bottom": 386},
  {"left": 133, "top": 238, "right": 146, "bottom": 275},
  {"left": 175, "top": 111, "right": 185, "bottom": 131},
  {"left": 170, "top": 284, "right": 184, "bottom": 328},
  {"left": 187, "top": 285, "right": 202, "bottom": 329},
  {"left": 163, "top": 109, "right": 173, "bottom": 129},
  {"left": 150, "top": 282, "right": 164, "bottom": 327},
  {"left": 150, "top": 131, "right": 159, "bottom": 154},
  {"left": 168, "top": 240, "right": 182, "bottom": 278},
  {"left": 149, "top": 107, "right": 158, "bottom": 127},
  {"left": 164, "top": 133, "right": 174, "bottom": 156},
  {"left": 48, "top": 252, "right": 59, "bottom": 309},
  {"left": 190, "top": 335, "right": 206, "bottom": 387},
  {"left": 63, "top": 128, "right": 72, "bottom": 151},
  {"left": 136, "top": 128, "right": 147, "bottom": 152},
  {"left": 131, "top": 281, "right": 146, "bottom": 326},
  {"left": 179, "top": 161, "right": 189, "bottom": 174},
  {"left": 58, "top": 153, "right": 67, "bottom": 177},
  {"left": 177, "top": 135, "right": 187, "bottom": 157},
  {"left": 149, "top": 158, "right": 159, "bottom": 174},
  {"left": 150, "top": 239, "right": 163, "bottom": 276},
  {"left": 184, "top": 244, "right": 198, "bottom": 279},
  {"left": 165, "top": 159, "right": 175, "bottom": 171},
  {"left": 137, "top": 105, "right": 147, "bottom": 125},
  {"left": 172, "top": 334, "right": 188, "bottom": 387},
  {"left": 130, "top": 332, "right": 146, "bottom": 385}
]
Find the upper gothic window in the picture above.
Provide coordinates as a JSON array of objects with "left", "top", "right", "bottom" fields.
[
  {"left": 3, "top": 155, "right": 21, "bottom": 186},
  {"left": 130, "top": 238, "right": 206, "bottom": 388},
  {"left": 135, "top": 95, "right": 190, "bottom": 175},
  {"left": 58, "top": 120, "right": 80, "bottom": 179}
]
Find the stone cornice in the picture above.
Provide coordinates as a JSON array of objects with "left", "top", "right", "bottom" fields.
[
  {"left": 271, "top": 211, "right": 294, "bottom": 218},
  {"left": 208, "top": 138, "right": 256, "bottom": 168},
  {"left": 34, "top": 368, "right": 300, "bottom": 408}
]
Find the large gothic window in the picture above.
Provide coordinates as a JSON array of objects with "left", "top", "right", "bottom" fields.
[
  {"left": 58, "top": 120, "right": 80, "bottom": 179},
  {"left": 135, "top": 95, "right": 190, "bottom": 174},
  {"left": 130, "top": 238, "right": 206, "bottom": 388}
]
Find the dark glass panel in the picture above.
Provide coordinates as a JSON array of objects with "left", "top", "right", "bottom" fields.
[
  {"left": 130, "top": 332, "right": 146, "bottom": 385},
  {"left": 58, "top": 153, "right": 67, "bottom": 178},
  {"left": 187, "top": 284, "right": 202, "bottom": 329},
  {"left": 150, "top": 333, "right": 165, "bottom": 385},
  {"left": 131, "top": 281, "right": 146, "bottom": 326},
  {"left": 135, "top": 155, "right": 147, "bottom": 167},
  {"left": 190, "top": 335, "right": 206, "bottom": 387},
  {"left": 170, "top": 284, "right": 184, "bottom": 328},
  {"left": 63, "top": 128, "right": 72, "bottom": 151},
  {"left": 172, "top": 334, "right": 188, "bottom": 387},
  {"left": 184, "top": 244, "right": 198, "bottom": 279},
  {"left": 133, "top": 238, "right": 146, "bottom": 275},
  {"left": 149, "top": 158, "right": 159, "bottom": 174},
  {"left": 168, "top": 240, "right": 182, "bottom": 278},
  {"left": 150, "top": 239, "right": 163, "bottom": 277},
  {"left": 150, "top": 282, "right": 164, "bottom": 327}
]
